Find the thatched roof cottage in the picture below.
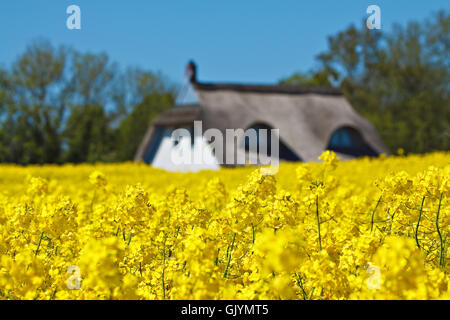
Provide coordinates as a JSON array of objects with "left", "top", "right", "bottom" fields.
[{"left": 135, "top": 62, "right": 388, "bottom": 171}]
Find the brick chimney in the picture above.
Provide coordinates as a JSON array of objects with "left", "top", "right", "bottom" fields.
[{"left": 186, "top": 60, "right": 197, "bottom": 83}]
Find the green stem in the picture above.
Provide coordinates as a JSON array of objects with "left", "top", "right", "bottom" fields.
[
  {"left": 127, "top": 233, "right": 133, "bottom": 245},
  {"left": 215, "top": 248, "right": 220, "bottom": 266},
  {"left": 162, "top": 233, "right": 167, "bottom": 299},
  {"left": 223, "top": 233, "right": 236, "bottom": 278},
  {"left": 90, "top": 190, "right": 96, "bottom": 213},
  {"left": 435, "top": 193, "right": 444, "bottom": 267},
  {"left": 50, "top": 286, "right": 57, "bottom": 300},
  {"left": 295, "top": 273, "right": 308, "bottom": 300},
  {"left": 162, "top": 268, "right": 165, "bottom": 299},
  {"left": 444, "top": 232, "right": 448, "bottom": 266},
  {"left": 309, "top": 287, "right": 315, "bottom": 300},
  {"left": 370, "top": 196, "right": 382, "bottom": 232},
  {"left": 252, "top": 225, "right": 255, "bottom": 244},
  {"left": 315, "top": 195, "right": 322, "bottom": 251},
  {"left": 414, "top": 196, "right": 425, "bottom": 249},
  {"left": 35, "top": 232, "right": 44, "bottom": 257}
]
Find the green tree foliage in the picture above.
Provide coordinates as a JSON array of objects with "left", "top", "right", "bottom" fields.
[
  {"left": 112, "top": 67, "right": 176, "bottom": 161},
  {"left": 68, "top": 51, "right": 117, "bottom": 107},
  {"left": 0, "top": 11, "right": 448, "bottom": 164},
  {"left": 63, "top": 104, "right": 116, "bottom": 163},
  {"left": 61, "top": 50, "right": 119, "bottom": 163},
  {"left": 279, "top": 70, "right": 334, "bottom": 87},
  {"left": 0, "top": 40, "right": 175, "bottom": 164},
  {"left": 0, "top": 68, "right": 12, "bottom": 161},
  {"left": 116, "top": 92, "right": 174, "bottom": 161},
  {"left": 7, "top": 40, "right": 67, "bottom": 164},
  {"left": 290, "top": 10, "right": 449, "bottom": 154}
]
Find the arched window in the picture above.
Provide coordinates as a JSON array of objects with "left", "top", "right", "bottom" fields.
[
  {"left": 244, "top": 123, "right": 301, "bottom": 162},
  {"left": 327, "top": 127, "right": 378, "bottom": 157}
]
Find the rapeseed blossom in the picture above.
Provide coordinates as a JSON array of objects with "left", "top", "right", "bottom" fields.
[{"left": 0, "top": 151, "right": 448, "bottom": 299}]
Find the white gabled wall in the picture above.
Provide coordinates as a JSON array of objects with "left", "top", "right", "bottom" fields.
[{"left": 151, "top": 130, "right": 220, "bottom": 172}]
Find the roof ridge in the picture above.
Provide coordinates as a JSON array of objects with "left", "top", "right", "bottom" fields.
[{"left": 193, "top": 82, "right": 342, "bottom": 95}]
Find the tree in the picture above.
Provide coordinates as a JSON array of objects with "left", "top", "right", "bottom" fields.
[
  {"left": 111, "top": 67, "right": 176, "bottom": 161},
  {"left": 8, "top": 40, "right": 68, "bottom": 164},
  {"left": 61, "top": 51, "right": 119, "bottom": 162},
  {"left": 115, "top": 91, "right": 174, "bottom": 161},
  {"left": 63, "top": 104, "right": 116, "bottom": 163},
  {"left": 314, "top": 10, "right": 449, "bottom": 153},
  {"left": 0, "top": 39, "right": 176, "bottom": 164},
  {"left": 279, "top": 70, "right": 334, "bottom": 87},
  {"left": 0, "top": 68, "right": 13, "bottom": 161},
  {"left": 112, "top": 67, "right": 175, "bottom": 116},
  {"left": 68, "top": 51, "right": 117, "bottom": 106}
]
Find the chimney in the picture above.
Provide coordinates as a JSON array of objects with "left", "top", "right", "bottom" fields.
[{"left": 185, "top": 60, "right": 197, "bottom": 83}]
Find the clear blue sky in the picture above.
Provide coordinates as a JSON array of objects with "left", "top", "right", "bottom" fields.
[{"left": 1, "top": 1, "right": 448, "bottom": 84}]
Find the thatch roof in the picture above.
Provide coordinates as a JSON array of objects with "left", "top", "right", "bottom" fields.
[
  {"left": 194, "top": 82, "right": 342, "bottom": 95},
  {"left": 153, "top": 104, "right": 202, "bottom": 126},
  {"left": 135, "top": 81, "right": 388, "bottom": 163}
]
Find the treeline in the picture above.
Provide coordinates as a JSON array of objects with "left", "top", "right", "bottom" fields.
[
  {"left": 281, "top": 10, "right": 449, "bottom": 154},
  {"left": 0, "top": 40, "right": 175, "bottom": 164},
  {"left": 0, "top": 11, "right": 448, "bottom": 164}
]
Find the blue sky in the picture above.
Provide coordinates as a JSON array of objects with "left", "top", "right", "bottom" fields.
[{"left": 0, "top": 1, "right": 448, "bottom": 84}]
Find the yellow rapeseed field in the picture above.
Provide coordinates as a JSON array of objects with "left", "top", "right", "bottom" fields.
[{"left": 0, "top": 151, "right": 448, "bottom": 300}]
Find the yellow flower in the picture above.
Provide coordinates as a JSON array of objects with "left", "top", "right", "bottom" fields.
[
  {"left": 89, "top": 171, "right": 107, "bottom": 188},
  {"left": 318, "top": 150, "right": 340, "bottom": 170},
  {"left": 0, "top": 151, "right": 448, "bottom": 299}
]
